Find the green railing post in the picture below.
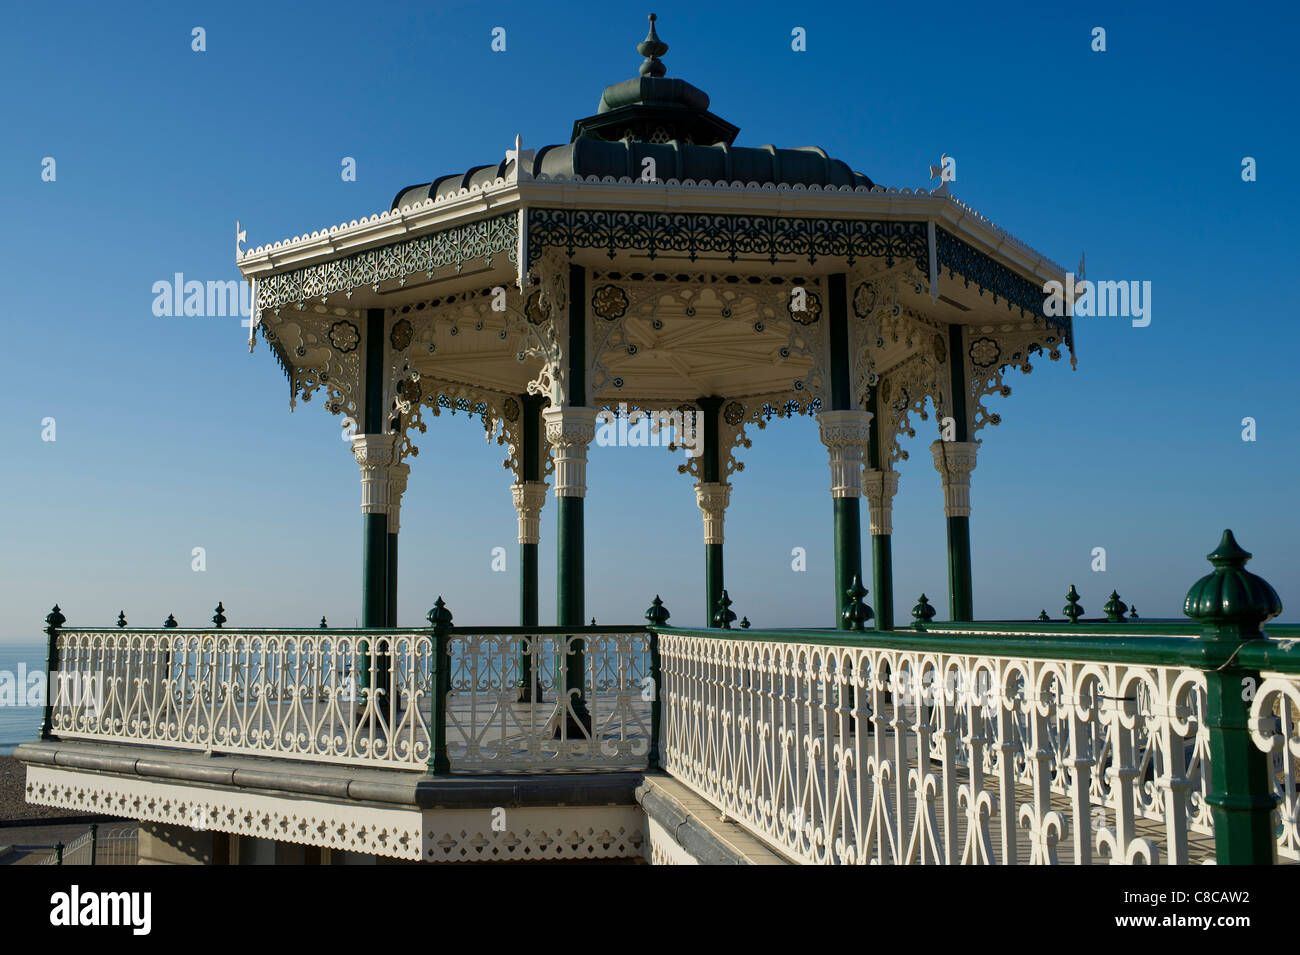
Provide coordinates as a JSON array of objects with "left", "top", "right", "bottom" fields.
[
  {"left": 426, "top": 597, "right": 453, "bottom": 775},
  {"left": 40, "top": 605, "right": 65, "bottom": 740},
  {"left": 54, "top": 841, "right": 64, "bottom": 865},
  {"left": 89, "top": 823, "right": 98, "bottom": 866},
  {"left": 645, "top": 596, "right": 670, "bottom": 770},
  {"left": 1184, "top": 529, "right": 1282, "bottom": 865}
]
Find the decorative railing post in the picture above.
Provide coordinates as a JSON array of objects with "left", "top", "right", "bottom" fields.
[
  {"left": 426, "top": 597, "right": 454, "bottom": 775},
  {"left": 54, "top": 841, "right": 64, "bottom": 865},
  {"left": 89, "top": 823, "right": 98, "bottom": 866},
  {"left": 1184, "top": 529, "right": 1282, "bottom": 864},
  {"left": 645, "top": 596, "right": 670, "bottom": 770},
  {"left": 40, "top": 605, "right": 65, "bottom": 739}
]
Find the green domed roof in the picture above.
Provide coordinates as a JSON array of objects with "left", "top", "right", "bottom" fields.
[{"left": 391, "top": 14, "right": 874, "bottom": 210}]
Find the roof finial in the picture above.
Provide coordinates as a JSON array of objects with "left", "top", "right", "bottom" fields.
[{"left": 638, "top": 13, "right": 668, "bottom": 78}]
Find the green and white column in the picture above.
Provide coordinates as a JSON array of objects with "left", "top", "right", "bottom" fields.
[
  {"left": 544, "top": 404, "right": 597, "bottom": 723},
  {"left": 930, "top": 440, "right": 977, "bottom": 622},
  {"left": 863, "top": 384, "right": 897, "bottom": 631},
  {"left": 512, "top": 393, "right": 548, "bottom": 700},
  {"left": 353, "top": 432, "right": 395, "bottom": 698},
  {"left": 386, "top": 461, "right": 408, "bottom": 628},
  {"left": 932, "top": 324, "right": 977, "bottom": 622},
  {"left": 862, "top": 467, "right": 898, "bottom": 631},
  {"left": 694, "top": 396, "right": 729, "bottom": 624},
  {"left": 821, "top": 273, "right": 871, "bottom": 628},
  {"left": 818, "top": 411, "right": 872, "bottom": 628}
]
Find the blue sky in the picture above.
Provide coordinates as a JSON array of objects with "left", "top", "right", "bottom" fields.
[{"left": 1, "top": 0, "right": 1296, "bottom": 642}]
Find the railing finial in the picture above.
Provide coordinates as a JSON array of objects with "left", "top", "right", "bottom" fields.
[
  {"left": 116, "top": 611, "right": 128, "bottom": 628},
  {"left": 645, "top": 595, "right": 671, "bottom": 626},
  {"left": 911, "top": 594, "right": 936, "bottom": 629},
  {"left": 1103, "top": 591, "right": 1127, "bottom": 623},
  {"left": 713, "top": 590, "right": 737, "bottom": 630},
  {"left": 842, "top": 575, "right": 873, "bottom": 631},
  {"left": 212, "top": 602, "right": 227, "bottom": 628},
  {"left": 427, "top": 596, "right": 454, "bottom": 630},
  {"left": 1184, "top": 529, "right": 1281, "bottom": 635},
  {"left": 1062, "top": 585, "right": 1083, "bottom": 624}
]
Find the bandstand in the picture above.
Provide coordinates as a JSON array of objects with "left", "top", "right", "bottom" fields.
[
  {"left": 21, "top": 16, "right": 1300, "bottom": 869},
  {"left": 237, "top": 14, "right": 1075, "bottom": 640}
]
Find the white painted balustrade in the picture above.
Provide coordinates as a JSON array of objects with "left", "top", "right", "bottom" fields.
[
  {"left": 46, "top": 629, "right": 651, "bottom": 772},
  {"left": 657, "top": 632, "right": 1300, "bottom": 864}
]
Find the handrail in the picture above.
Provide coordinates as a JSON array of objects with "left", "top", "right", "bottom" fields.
[{"left": 650, "top": 626, "right": 1300, "bottom": 674}]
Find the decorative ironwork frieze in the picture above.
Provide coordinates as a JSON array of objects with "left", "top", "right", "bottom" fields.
[
  {"left": 528, "top": 208, "right": 930, "bottom": 268},
  {"left": 935, "top": 226, "right": 1068, "bottom": 337},
  {"left": 256, "top": 213, "right": 518, "bottom": 310}
]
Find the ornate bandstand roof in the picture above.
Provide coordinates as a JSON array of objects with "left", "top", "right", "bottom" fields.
[
  {"left": 237, "top": 14, "right": 1075, "bottom": 479},
  {"left": 392, "top": 16, "right": 872, "bottom": 208}
]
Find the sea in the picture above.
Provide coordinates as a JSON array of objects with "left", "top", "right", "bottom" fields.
[{"left": 0, "top": 643, "right": 46, "bottom": 755}]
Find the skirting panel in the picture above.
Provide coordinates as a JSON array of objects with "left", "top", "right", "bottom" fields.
[
  {"left": 25, "top": 766, "right": 646, "bottom": 863},
  {"left": 646, "top": 816, "right": 699, "bottom": 865}
]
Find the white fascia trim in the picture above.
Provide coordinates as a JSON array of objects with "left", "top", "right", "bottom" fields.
[{"left": 237, "top": 177, "right": 1066, "bottom": 290}]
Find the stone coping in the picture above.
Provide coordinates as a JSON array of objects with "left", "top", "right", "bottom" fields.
[{"left": 15, "top": 740, "right": 642, "bottom": 811}]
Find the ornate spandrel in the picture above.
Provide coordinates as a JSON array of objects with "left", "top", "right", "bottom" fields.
[
  {"left": 262, "top": 307, "right": 366, "bottom": 422},
  {"left": 961, "top": 322, "right": 1068, "bottom": 441},
  {"left": 396, "top": 374, "right": 528, "bottom": 476},
  {"left": 523, "top": 248, "right": 571, "bottom": 408},
  {"left": 849, "top": 263, "right": 946, "bottom": 469}
]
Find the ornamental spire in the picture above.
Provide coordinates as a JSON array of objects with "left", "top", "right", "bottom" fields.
[{"left": 637, "top": 13, "right": 668, "bottom": 77}]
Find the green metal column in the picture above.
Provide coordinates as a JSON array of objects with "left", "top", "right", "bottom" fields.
[
  {"left": 699, "top": 396, "right": 724, "bottom": 625},
  {"left": 386, "top": 532, "right": 398, "bottom": 626},
  {"left": 519, "top": 393, "right": 545, "bottom": 701},
  {"left": 827, "top": 273, "right": 863, "bottom": 629},
  {"left": 360, "top": 308, "right": 389, "bottom": 698},
  {"left": 944, "top": 323, "right": 973, "bottom": 622},
  {"left": 556, "top": 264, "right": 590, "bottom": 725},
  {"left": 866, "top": 386, "right": 893, "bottom": 631}
]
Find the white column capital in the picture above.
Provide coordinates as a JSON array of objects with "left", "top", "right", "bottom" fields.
[
  {"left": 930, "top": 440, "right": 979, "bottom": 518},
  {"left": 352, "top": 434, "right": 398, "bottom": 516},
  {"left": 388, "top": 461, "right": 410, "bottom": 532},
  {"left": 862, "top": 468, "right": 900, "bottom": 536},
  {"left": 694, "top": 482, "right": 732, "bottom": 546},
  {"left": 511, "top": 481, "right": 549, "bottom": 544},
  {"left": 543, "top": 406, "right": 598, "bottom": 498},
  {"left": 817, "top": 410, "right": 873, "bottom": 498}
]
